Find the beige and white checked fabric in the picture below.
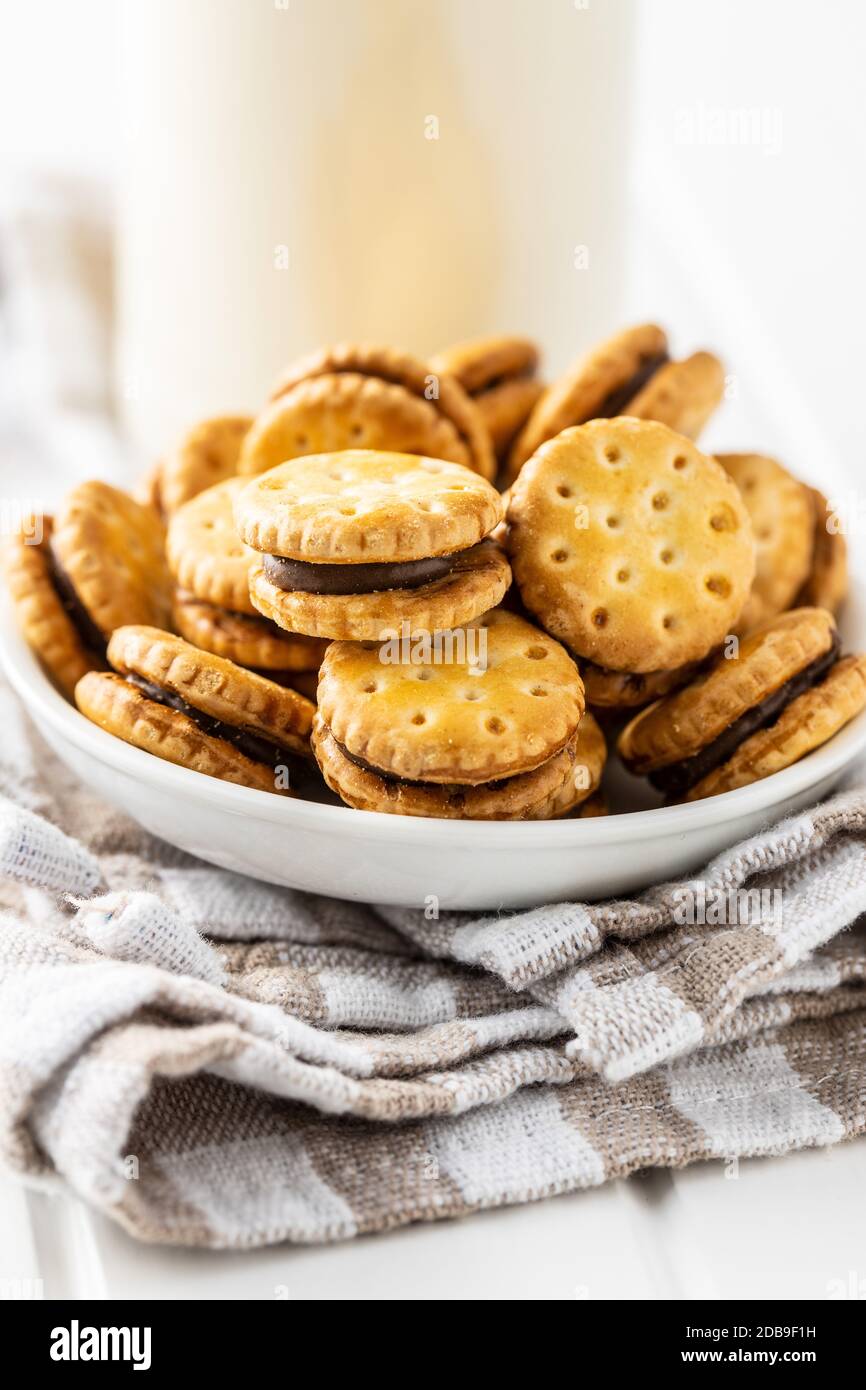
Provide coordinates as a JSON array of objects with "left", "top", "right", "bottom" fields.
[{"left": 1, "top": 680, "right": 865, "bottom": 1248}]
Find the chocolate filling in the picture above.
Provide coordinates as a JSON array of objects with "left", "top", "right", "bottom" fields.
[
  {"left": 583, "top": 654, "right": 713, "bottom": 706},
  {"left": 263, "top": 550, "right": 466, "bottom": 596},
  {"left": 594, "top": 351, "right": 669, "bottom": 419},
  {"left": 649, "top": 636, "right": 841, "bottom": 799},
  {"left": 124, "top": 673, "right": 295, "bottom": 771},
  {"left": 46, "top": 541, "right": 107, "bottom": 657},
  {"left": 477, "top": 365, "right": 535, "bottom": 395},
  {"left": 334, "top": 734, "right": 513, "bottom": 794}
]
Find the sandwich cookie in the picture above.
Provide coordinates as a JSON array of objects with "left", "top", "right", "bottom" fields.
[
  {"left": 617, "top": 608, "right": 866, "bottom": 801},
  {"left": 3, "top": 515, "right": 106, "bottom": 698},
  {"left": 624, "top": 352, "right": 726, "bottom": 445},
  {"left": 581, "top": 658, "right": 703, "bottom": 712},
  {"left": 506, "top": 418, "right": 755, "bottom": 673},
  {"left": 240, "top": 343, "right": 495, "bottom": 481},
  {"left": 311, "top": 609, "right": 593, "bottom": 819},
  {"left": 75, "top": 627, "right": 315, "bottom": 794},
  {"left": 13, "top": 481, "right": 172, "bottom": 696},
  {"left": 158, "top": 415, "right": 253, "bottom": 515},
  {"left": 430, "top": 336, "right": 544, "bottom": 468},
  {"left": 717, "top": 453, "right": 814, "bottom": 633},
  {"left": 506, "top": 324, "right": 724, "bottom": 481},
  {"left": 795, "top": 487, "right": 848, "bottom": 614},
  {"left": 237, "top": 450, "right": 510, "bottom": 641},
  {"left": 167, "top": 478, "right": 326, "bottom": 671}
]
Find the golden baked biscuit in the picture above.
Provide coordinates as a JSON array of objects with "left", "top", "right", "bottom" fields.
[
  {"left": 626, "top": 352, "right": 725, "bottom": 442},
  {"left": 431, "top": 336, "right": 544, "bottom": 466},
  {"left": 76, "top": 672, "right": 287, "bottom": 794},
  {"left": 316, "top": 608, "right": 584, "bottom": 785},
  {"left": 2, "top": 515, "right": 105, "bottom": 698},
  {"left": 237, "top": 451, "right": 509, "bottom": 640},
  {"left": 168, "top": 477, "right": 260, "bottom": 616},
  {"left": 617, "top": 608, "right": 863, "bottom": 801},
  {"left": 795, "top": 487, "right": 848, "bottom": 614},
  {"left": 506, "top": 418, "right": 755, "bottom": 673},
  {"left": 718, "top": 453, "right": 814, "bottom": 633},
  {"left": 481, "top": 378, "right": 546, "bottom": 465},
  {"left": 75, "top": 626, "right": 316, "bottom": 795},
  {"left": 236, "top": 451, "right": 502, "bottom": 561},
  {"left": 506, "top": 324, "right": 724, "bottom": 483},
  {"left": 431, "top": 337, "right": 539, "bottom": 396},
  {"left": 51, "top": 481, "right": 172, "bottom": 640},
  {"left": 172, "top": 592, "right": 326, "bottom": 672},
  {"left": 544, "top": 711, "right": 607, "bottom": 816},
  {"left": 167, "top": 477, "right": 325, "bottom": 670},
  {"left": 684, "top": 654, "right": 866, "bottom": 799},
  {"left": 312, "top": 721, "right": 585, "bottom": 819},
  {"left": 311, "top": 610, "right": 591, "bottom": 819},
  {"left": 105, "top": 626, "right": 313, "bottom": 753},
  {"left": 582, "top": 658, "right": 703, "bottom": 711},
  {"left": 241, "top": 343, "right": 495, "bottom": 481},
  {"left": 159, "top": 415, "right": 252, "bottom": 514},
  {"left": 248, "top": 542, "right": 510, "bottom": 643}
]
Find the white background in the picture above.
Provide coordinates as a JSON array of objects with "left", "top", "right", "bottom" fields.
[{"left": 1, "top": 0, "right": 863, "bottom": 464}]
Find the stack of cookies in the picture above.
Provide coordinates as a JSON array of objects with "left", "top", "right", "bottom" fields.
[
  {"left": 5, "top": 326, "right": 863, "bottom": 819},
  {"left": 166, "top": 477, "right": 326, "bottom": 692},
  {"left": 617, "top": 608, "right": 864, "bottom": 802},
  {"left": 430, "top": 336, "right": 544, "bottom": 470},
  {"left": 502, "top": 323, "right": 725, "bottom": 486},
  {"left": 312, "top": 609, "right": 605, "bottom": 820},
  {"left": 238, "top": 344, "right": 495, "bottom": 481},
  {"left": 234, "top": 450, "right": 510, "bottom": 640},
  {"left": 4, "top": 481, "right": 171, "bottom": 697},
  {"left": 77, "top": 627, "right": 315, "bottom": 794}
]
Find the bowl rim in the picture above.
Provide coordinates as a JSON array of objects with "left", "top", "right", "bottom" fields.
[{"left": 2, "top": 593, "right": 865, "bottom": 849}]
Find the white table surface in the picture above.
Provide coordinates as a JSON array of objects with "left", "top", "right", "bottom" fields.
[{"left": 5, "top": 1139, "right": 863, "bottom": 1300}]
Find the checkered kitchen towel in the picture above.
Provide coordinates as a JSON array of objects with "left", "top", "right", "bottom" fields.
[{"left": 1, "top": 680, "right": 866, "bottom": 1248}]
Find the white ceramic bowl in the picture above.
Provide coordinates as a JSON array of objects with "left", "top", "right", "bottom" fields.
[{"left": 2, "top": 594, "right": 864, "bottom": 908}]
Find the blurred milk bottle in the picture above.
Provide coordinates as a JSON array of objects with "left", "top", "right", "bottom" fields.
[{"left": 116, "top": 0, "right": 634, "bottom": 461}]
